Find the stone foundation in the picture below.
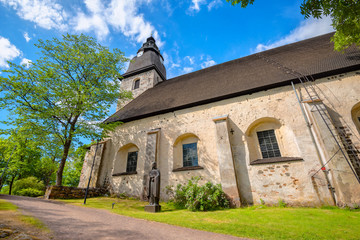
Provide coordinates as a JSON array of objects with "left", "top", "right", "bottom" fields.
[{"left": 44, "top": 186, "right": 108, "bottom": 199}]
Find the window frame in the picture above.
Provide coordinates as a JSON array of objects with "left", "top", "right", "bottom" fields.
[
  {"left": 133, "top": 79, "right": 140, "bottom": 90},
  {"left": 126, "top": 151, "right": 138, "bottom": 173},
  {"left": 256, "top": 129, "right": 282, "bottom": 159},
  {"left": 182, "top": 142, "right": 198, "bottom": 167}
]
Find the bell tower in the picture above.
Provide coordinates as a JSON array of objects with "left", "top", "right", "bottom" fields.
[{"left": 117, "top": 36, "right": 166, "bottom": 110}]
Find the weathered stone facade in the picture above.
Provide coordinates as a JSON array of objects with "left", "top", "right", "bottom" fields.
[
  {"left": 117, "top": 70, "right": 163, "bottom": 111},
  {"left": 79, "top": 35, "right": 360, "bottom": 207}
]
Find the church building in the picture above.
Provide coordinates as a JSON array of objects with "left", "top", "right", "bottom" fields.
[{"left": 79, "top": 33, "right": 360, "bottom": 207}]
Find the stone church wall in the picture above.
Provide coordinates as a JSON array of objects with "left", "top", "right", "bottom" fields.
[
  {"left": 117, "top": 70, "right": 163, "bottom": 110},
  {"left": 82, "top": 70, "right": 360, "bottom": 206}
]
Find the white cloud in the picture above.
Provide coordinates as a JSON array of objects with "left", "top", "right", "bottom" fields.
[
  {"left": 74, "top": 12, "right": 109, "bottom": 40},
  {"left": 161, "top": 0, "right": 173, "bottom": 16},
  {"left": 1, "top": 0, "right": 163, "bottom": 46},
  {"left": 20, "top": 58, "right": 32, "bottom": 68},
  {"left": 0, "top": 0, "right": 68, "bottom": 30},
  {"left": 188, "top": 0, "right": 206, "bottom": 13},
  {"left": 188, "top": 0, "right": 222, "bottom": 13},
  {"left": 200, "top": 55, "right": 216, "bottom": 69},
  {"left": 23, "top": 32, "right": 31, "bottom": 42},
  {"left": 183, "top": 67, "right": 194, "bottom": 73},
  {"left": 201, "top": 60, "right": 216, "bottom": 68},
  {"left": 254, "top": 16, "right": 334, "bottom": 53},
  {"left": 0, "top": 36, "right": 21, "bottom": 68},
  {"left": 73, "top": 0, "right": 164, "bottom": 46},
  {"left": 184, "top": 56, "right": 195, "bottom": 65},
  {"left": 207, "top": 0, "right": 222, "bottom": 10}
]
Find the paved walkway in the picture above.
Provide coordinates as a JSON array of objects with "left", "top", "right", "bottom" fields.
[{"left": 0, "top": 195, "right": 248, "bottom": 240}]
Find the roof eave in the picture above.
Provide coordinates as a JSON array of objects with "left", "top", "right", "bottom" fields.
[{"left": 122, "top": 64, "right": 166, "bottom": 81}]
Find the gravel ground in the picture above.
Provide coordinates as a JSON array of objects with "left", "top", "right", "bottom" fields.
[{"left": 0, "top": 194, "right": 249, "bottom": 240}]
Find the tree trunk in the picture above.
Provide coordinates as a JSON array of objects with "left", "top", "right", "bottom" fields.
[
  {"left": 55, "top": 118, "right": 79, "bottom": 186},
  {"left": 9, "top": 175, "right": 16, "bottom": 195},
  {"left": 56, "top": 139, "right": 72, "bottom": 186}
]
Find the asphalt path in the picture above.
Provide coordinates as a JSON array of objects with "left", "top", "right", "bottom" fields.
[{"left": 0, "top": 194, "right": 249, "bottom": 240}]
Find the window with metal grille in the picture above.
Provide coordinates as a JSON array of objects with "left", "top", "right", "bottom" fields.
[
  {"left": 257, "top": 130, "right": 281, "bottom": 158},
  {"left": 126, "top": 151, "right": 138, "bottom": 172},
  {"left": 134, "top": 79, "right": 140, "bottom": 89},
  {"left": 183, "top": 143, "right": 198, "bottom": 167}
]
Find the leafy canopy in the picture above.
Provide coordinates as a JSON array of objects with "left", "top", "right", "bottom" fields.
[
  {"left": 0, "top": 34, "right": 130, "bottom": 185},
  {"left": 226, "top": 0, "right": 360, "bottom": 51}
]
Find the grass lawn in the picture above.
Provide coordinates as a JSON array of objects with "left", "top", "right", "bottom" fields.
[
  {"left": 0, "top": 198, "right": 51, "bottom": 239},
  {"left": 61, "top": 197, "right": 360, "bottom": 240},
  {"left": 0, "top": 199, "right": 18, "bottom": 210}
]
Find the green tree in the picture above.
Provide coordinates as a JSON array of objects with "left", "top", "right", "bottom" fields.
[
  {"left": 0, "top": 34, "right": 130, "bottom": 186},
  {"left": 226, "top": 0, "right": 360, "bottom": 51},
  {"left": 63, "top": 144, "right": 90, "bottom": 187}
]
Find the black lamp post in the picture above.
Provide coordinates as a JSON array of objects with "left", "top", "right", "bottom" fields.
[{"left": 84, "top": 139, "right": 100, "bottom": 204}]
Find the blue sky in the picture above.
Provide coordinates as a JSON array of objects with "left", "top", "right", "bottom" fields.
[{"left": 0, "top": 0, "right": 334, "bottom": 143}]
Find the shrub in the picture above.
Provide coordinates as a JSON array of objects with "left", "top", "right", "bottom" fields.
[
  {"left": 278, "top": 199, "right": 287, "bottom": 208},
  {"left": 16, "top": 188, "right": 44, "bottom": 197},
  {"left": 168, "top": 177, "right": 230, "bottom": 211},
  {"left": 13, "top": 177, "right": 45, "bottom": 197}
]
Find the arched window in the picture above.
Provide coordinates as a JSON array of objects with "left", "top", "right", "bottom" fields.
[
  {"left": 351, "top": 102, "right": 360, "bottom": 133},
  {"left": 113, "top": 143, "right": 139, "bottom": 176},
  {"left": 173, "top": 133, "right": 200, "bottom": 170},
  {"left": 349, "top": 103, "right": 360, "bottom": 177},
  {"left": 245, "top": 117, "right": 302, "bottom": 165},
  {"left": 256, "top": 129, "right": 281, "bottom": 158},
  {"left": 133, "top": 79, "right": 140, "bottom": 90}
]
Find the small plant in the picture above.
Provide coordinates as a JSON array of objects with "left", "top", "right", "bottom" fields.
[
  {"left": 260, "top": 198, "right": 265, "bottom": 205},
  {"left": 13, "top": 177, "right": 45, "bottom": 197},
  {"left": 278, "top": 199, "right": 287, "bottom": 208},
  {"left": 110, "top": 192, "right": 128, "bottom": 199},
  {"left": 167, "top": 177, "right": 230, "bottom": 211}
]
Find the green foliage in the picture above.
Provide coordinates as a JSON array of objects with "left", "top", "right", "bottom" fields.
[
  {"left": 0, "top": 126, "right": 59, "bottom": 191},
  {"left": 260, "top": 198, "right": 265, "bottom": 205},
  {"left": 16, "top": 188, "right": 44, "bottom": 197},
  {"left": 19, "top": 215, "right": 48, "bottom": 230},
  {"left": 63, "top": 144, "right": 90, "bottom": 187},
  {"left": 0, "top": 185, "right": 9, "bottom": 194},
  {"left": 226, "top": 0, "right": 254, "bottom": 7},
  {"left": 12, "top": 176, "right": 45, "bottom": 197},
  {"left": 168, "top": 177, "right": 230, "bottom": 211},
  {"left": 226, "top": 0, "right": 360, "bottom": 51},
  {"left": 300, "top": 0, "right": 360, "bottom": 51},
  {"left": 110, "top": 192, "right": 128, "bottom": 199},
  {"left": 0, "top": 34, "right": 131, "bottom": 185},
  {"left": 278, "top": 199, "right": 287, "bottom": 208}
]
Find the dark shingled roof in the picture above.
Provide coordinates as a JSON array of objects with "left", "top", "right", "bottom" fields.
[{"left": 106, "top": 33, "right": 360, "bottom": 123}]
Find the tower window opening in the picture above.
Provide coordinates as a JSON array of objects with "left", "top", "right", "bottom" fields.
[{"left": 134, "top": 79, "right": 140, "bottom": 89}]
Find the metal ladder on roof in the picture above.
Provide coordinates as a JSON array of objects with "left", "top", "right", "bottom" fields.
[{"left": 256, "top": 52, "right": 360, "bottom": 184}]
